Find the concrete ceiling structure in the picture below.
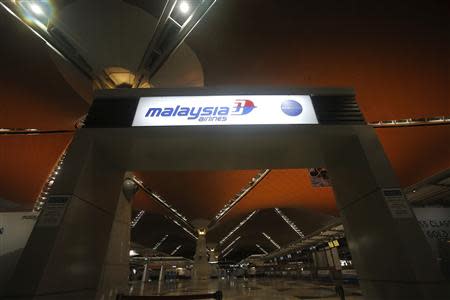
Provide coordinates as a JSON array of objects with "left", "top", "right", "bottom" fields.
[{"left": 0, "top": 0, "right": 449, "bottom": 260}]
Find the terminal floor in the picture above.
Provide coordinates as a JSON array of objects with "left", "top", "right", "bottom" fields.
[{"left": 128, "top": 278, "right": 364, "bottom": 299}]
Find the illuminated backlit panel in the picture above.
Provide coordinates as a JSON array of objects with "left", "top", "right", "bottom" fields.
[{"left": 132, "top": 95, "right": 318, "bottom": 126}]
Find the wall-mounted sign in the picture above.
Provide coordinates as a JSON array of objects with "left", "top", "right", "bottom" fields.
[
  {"left": 414, "top": 208, "right": 450, "bottom": 243},
  {"left": 36, "top": 195, "right": 70, "bottom": 227},
  {"left": 132, "top": 95, "right": 318, "bottom": 127},
  {"left": 382, "top": 188, "right": 413, "bottom": 219}
]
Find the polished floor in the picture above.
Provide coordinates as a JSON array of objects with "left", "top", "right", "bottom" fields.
[{"left": 129, "top": 278, "right": 363, "bottom": 299}]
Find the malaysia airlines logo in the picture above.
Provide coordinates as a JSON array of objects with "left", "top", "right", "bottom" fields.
[
  {"left": 144, "top": 99, "right": 257, "bottom": 123},
  {"left": 232, "top": 100, "right": 256, "bottom": 115}
]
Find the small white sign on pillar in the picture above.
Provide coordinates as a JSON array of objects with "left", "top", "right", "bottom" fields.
[{"left": 382, "top": 188, "right": 414, "bottom": 219}]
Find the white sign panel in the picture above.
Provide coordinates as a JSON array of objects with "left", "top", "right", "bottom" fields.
[
  {"left": 132, "top": 95, "right": 318, "bottom": 127},
  {"left": 382, "top": 188, "right": 414, "bottom": 219},
  {"left": 414, "top": 208, "right": 450, "bottom": 242}
]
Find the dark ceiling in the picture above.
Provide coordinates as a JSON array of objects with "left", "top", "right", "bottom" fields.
[{"left": 0, "top": 0, "right": 449, "bottom": 260}]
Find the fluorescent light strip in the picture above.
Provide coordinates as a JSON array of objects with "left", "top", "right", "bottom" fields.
[
  {"left": 170, "top": 245, "right": 182, "bottom": 256},
  {"left": 274, "top": 208, "right": 305, "bottom": 238},
  {"left": 262, "top": 232, "right": 281, "bottom": 249},
  {"left": 34, "top": 151, "right": 67, "bottom": 212},
  {"left": 223, "top": 247, "right": 234, "bottom": 258},
  {"left": 170, "top": 218, "right": 198, "bottom": 240},
  {"left": 153, "top": 234, "right": 168, "bottom": 250},
  {"left": 132, "top": 176, "right": 193, "bottom": 230},
  {"left": 256, "top": 244, "right": 268, "bottom": 255},
  {"left": 369, "top": 115, "right": 450, "bottom": 128},
  {"left": 219, "top": 210, "right": 258, "bottom": 245},
  {"left": 131, "top": 210, "right": 145, "bottom": 228},
  {"left": 221, "top": 236, "right": 241, "bottom": 254},
  {"left": 211, "top": 170, "right": 270, "bottom": 226}
]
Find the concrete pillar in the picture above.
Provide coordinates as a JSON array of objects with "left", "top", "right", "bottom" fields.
[
  {"left": 325, "top": 247, "right": 342, "bottom": 283},
  {"left": 158, "top": 265, "right": 165, "bottom": 282},
  {"left": 141, "top": 263, "right": 148, "bottom": 283},
  {"left": 322, "top": 126, "right": 450, "bottom": 299},
  {"left": 3, "top": 132, "right": 131, "bottom": 300},
  {"left": 192, "top": 230, "right": 210, "bottom": 281}
]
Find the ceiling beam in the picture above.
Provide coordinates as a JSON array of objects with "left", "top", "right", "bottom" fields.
[{"left": 134, "top": 0, "right": 218, "bottom": 87}]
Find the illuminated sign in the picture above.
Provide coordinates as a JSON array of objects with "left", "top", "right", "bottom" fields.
[{"left": 132, "top": 95, "right": 318, "bottom": 126}]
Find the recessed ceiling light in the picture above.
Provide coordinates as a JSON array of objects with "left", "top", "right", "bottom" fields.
[{"left": 179, "top": 1, "right": 190, "bottom": 14}]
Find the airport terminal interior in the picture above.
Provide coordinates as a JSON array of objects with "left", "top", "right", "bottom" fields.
[{"left": 0, "top": 1, "right": 449, "bottom": 299}]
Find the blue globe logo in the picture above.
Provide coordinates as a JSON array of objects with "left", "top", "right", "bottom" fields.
[{"left": 281, "top": 100, "right": 303, "bottom": 116}]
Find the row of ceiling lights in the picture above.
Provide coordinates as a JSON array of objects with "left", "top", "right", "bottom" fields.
[
  {"left": 170, "top": 244, "right": 182, "bottom": 255},
  {"left": 274, "top": 208, "right": 305, "bottom": 239},
  {"left": 218, "top": 210, "right": 258, "bottom": 246},
  {"left": 369, "top": 115, "right": 450, "bottom": 128},
  {"left": 130, "top": 210, "right": 145, "bottom": 228},
  {"left": 153, "top": 234, "right": 169, "bottom": 250},
  {"left": 210, "top": 169, "right": 271, "bottom": 227},
  {"left": 33, "top": 151, "right": 66, "bottom": 212},
  {"left": 221, "top": 235, "right": 241, "bottom": 255}
]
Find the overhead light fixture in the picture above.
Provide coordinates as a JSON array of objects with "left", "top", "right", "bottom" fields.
[
  {"left": 179, "top": 1, "right": 190, "bottom": 14},
  {"left": 28, "top": 2, "right": 44, "bottom": 16}
]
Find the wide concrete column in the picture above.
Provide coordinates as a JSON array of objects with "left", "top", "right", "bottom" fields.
[
  {"left": 322, "top": 126, "right": 450, "bottom": 300},
  {"left": 3, "top": 131, "right": 131, "bottom": 300},
  {"left": 191, "top": 223, "right": 210, "bottom": 281}
]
